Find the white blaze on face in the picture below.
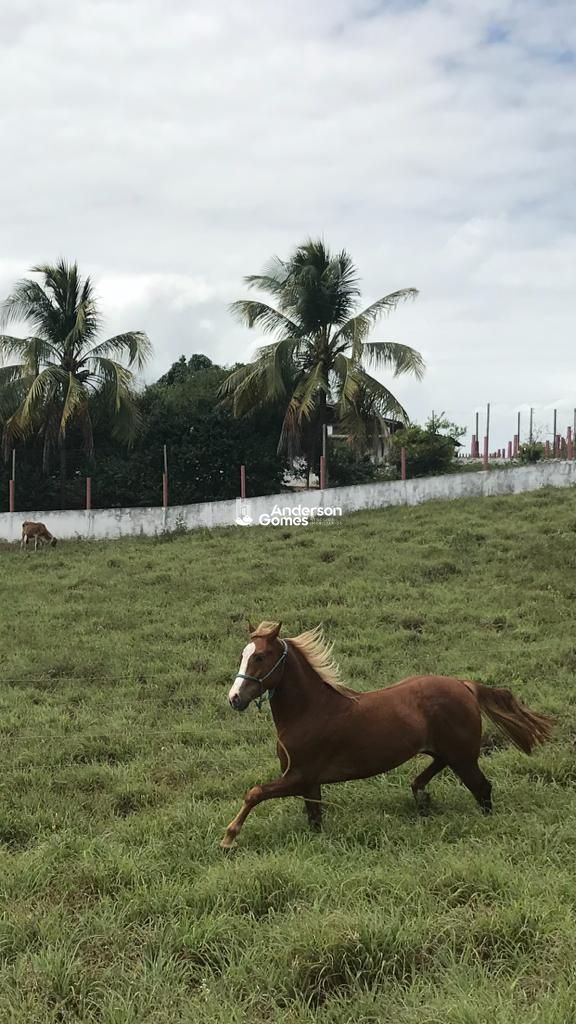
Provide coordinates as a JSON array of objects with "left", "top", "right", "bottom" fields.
[{"left": 228, "top": 642, "right": 256, "bottom": 703}]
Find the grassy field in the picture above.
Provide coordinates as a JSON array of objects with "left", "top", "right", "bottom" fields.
[{"left": 1, "top": 486, "right": 576, "bottom": 1023}]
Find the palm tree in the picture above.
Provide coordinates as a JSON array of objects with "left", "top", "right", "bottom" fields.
[
  {"left": 219, "top": 240, "right": 424, "bottom": 480},
  {"left": 0, "top": 260, "right": 151, "bottom": 503}
]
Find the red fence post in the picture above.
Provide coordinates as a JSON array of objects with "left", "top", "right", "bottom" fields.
[
  {"left": 545, "top": 441, "right": 551, "bottom": 458},
  {"left": 9, "top": 479, "right": 15, "bottom": 513},
  {"left": 319, "top": 455, "right": 326, "bottom": 489},
  {"left": 507, "top": 441, "right": 512, "bottom": 459},
  {"left": 86, "top": 477, "right": 92, "bottom": 511},
  {"left": 483, "top": 436, "right": 489, "bottom": 468},
  {"left": 513, "top": 434, "right": 519, "bottom": 456},
  {"left": 471, "top": 434, "right": 476, "bottom": 457},
  {"left": 240, "top": 464, "right": 246, "bottom": 499},
  {"left": 400, "top": 447, "right": 407, "bottom": 481}
]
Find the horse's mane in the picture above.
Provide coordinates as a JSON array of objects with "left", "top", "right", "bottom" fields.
[{"left": 252, "top": 622, "right": 358, "bottom": 701}]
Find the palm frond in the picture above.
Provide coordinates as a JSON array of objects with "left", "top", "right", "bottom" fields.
[
  {"left": 244, "top": 255, "right": 289, "bottom": 296},
  {"left": 350, "top": 366, "right": 409, "bottom": 422},
  {"left": 217, "top": 361, "right": 256, "bottom": 400},
  {"left": 0, "top": 334, "right": 58, "bottom": 373},
  {"left": 362, "top": 341, "right": 425, "bottom": 380},
  {"left": 0, "top": 364, "right": 27, "bottom": 421},
  {"left": 0, "top": 362, "right": 27, "bottom": 388},
  {"left": 276, "top": 364, "right": 328, "bottom": 458},
  {"left": 333, "top": 361, "right": 408, "bottom": 455},
  {"left": 109, "top": 390, "right": 142, "bottom": 444},
  {"left": 219, "top": 337, "right": 303, "bottom": 417},
  {"left": 90, "top": 356, "right": 135, "bottom": 410},
  {"left": 277, "top": 241, "right": 361, "bottom": 332},
  {"left": 333, "top": 288, "right": 419, "bottom": 359},
  {"left": 61, "top": 299, "right": 100, "bottom": 355},
  {"left": 291, "top": 363, "right": 329, "bottom": 421},
  {"left": 19, "top": 365, "right": 68, "bottom": 426},
  {"left": 260, "top": 338, "right": 300, "bottom": 403},
  {"left": 85, "top": 331, "right": 151, "bottom": 370},
  {"left": 0, "top": 280, "right": 61, "bottom": 340},
  {"left": 59, "top": 372, "right": 89, "bottom": 435},
  {"left": 220, "top": 361, "right": 273, "bottom": 417},
  {"left": 3, "top": 365, "right": 63, "bottom": 452},
  {"left": 32, "top": 260, "right": 79, "bottom": 314},
  {"left": 90, "top": 357, "right": 141, "bottom": 443},
  {"left": 333, "top": 352, "right": 361, "bottom": 404},
  {"left": 229, "top": 300, "right": 301, "bottom": 339}
]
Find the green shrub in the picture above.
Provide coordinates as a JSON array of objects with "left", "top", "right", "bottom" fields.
[
  {"left": 519, "top": 442, "right": 545, "bottom": 464},
  {"left": 390, "top": 427, "right": 458, "bottom": 478},
  {"left": 326, "top": 442, "right": 379, "bottom": 487}
]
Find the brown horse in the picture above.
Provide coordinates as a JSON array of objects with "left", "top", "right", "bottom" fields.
[
  {"left": 222, "top": 621, "right": 553, "bottom": 849},
  {"left": 21, "top": 521, "right": 57, "bottom": 550}
]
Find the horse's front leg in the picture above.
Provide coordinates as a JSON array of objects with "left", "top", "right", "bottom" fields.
[
  {"left": 220, "top": 771, "right": 304, "bottom": 849},
  {"left": 303, "top": 783, "right": 322, "bottom": 832}
]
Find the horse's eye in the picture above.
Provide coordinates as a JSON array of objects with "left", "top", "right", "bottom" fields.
[{"left": 254, "top": 655, "right": 263, "bottom": 663}]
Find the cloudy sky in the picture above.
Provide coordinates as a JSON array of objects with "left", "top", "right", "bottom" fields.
[{"left": 1, "top": 0, "right": 575, "bottom": 449}]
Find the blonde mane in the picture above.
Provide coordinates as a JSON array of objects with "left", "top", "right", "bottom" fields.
[{"left": 252, "top": 622, "right": 357, "bottom": 700}]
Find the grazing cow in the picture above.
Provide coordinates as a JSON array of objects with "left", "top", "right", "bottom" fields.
[{"left": 21, "top": 521, "right": 57, "bottom": 551}]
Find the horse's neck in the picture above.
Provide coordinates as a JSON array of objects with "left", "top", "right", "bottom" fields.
[{"left": 270, "top": 647, "right": 342, "bottom": 733}]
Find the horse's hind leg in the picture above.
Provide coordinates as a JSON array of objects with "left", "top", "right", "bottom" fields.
[
  {"left": 451, "top": 759, "right": 492, "bottom": 814},
  {"left": 303, "top": 784, "right": 322, "bottom": 832},
  {"left": 411, "top": 756, "right": 446, "bottom": 815}
]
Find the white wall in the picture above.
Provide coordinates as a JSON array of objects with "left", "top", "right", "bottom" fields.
[{"left": 2, "top": 460, "right": 575, "bottom": 543}]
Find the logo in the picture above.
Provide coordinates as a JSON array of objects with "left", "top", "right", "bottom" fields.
[
  {"left": 235, "top": 500, "right": 342, "bottom": 527},
  {"left": 235, "top": 502, "right": 253, "bottom": 526}
]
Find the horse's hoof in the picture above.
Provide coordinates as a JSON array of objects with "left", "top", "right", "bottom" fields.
[
  {"left": 414, "top": 792, "right": 432, "bottom": 817},
  {"left": 220, "top": 834, "right": 235, "bottom": 850}
]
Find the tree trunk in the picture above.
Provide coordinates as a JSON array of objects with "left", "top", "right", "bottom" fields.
[
  {"left": 317, "top": 387, "right": 328, "bottom": 488},
  {"left": 59, "top": 444, "right": 67, "bottom": 509}
]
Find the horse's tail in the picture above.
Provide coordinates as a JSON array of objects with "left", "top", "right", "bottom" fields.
[{"left": 472, "top": 682, "right": 554, "bottom": 754}]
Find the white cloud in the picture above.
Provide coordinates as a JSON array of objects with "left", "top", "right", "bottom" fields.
[
  {"left": 97, "top": 274, "right": 221, "bottom": 313},
  {"left": 1, "top": 0, "right": 575, "bottom": 448}
]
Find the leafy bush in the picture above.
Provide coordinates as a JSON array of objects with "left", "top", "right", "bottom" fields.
[
  {"left": 326, "top": 443, "right": 379, "bottom": 487},
  {"left": 387, "top": 419, "right": 459, "bottom": 475},
  {"left": 518, "top": 442, "right": 545, "bottom": 464}
]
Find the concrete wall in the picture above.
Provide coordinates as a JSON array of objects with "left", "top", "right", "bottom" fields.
[{"left": 2, "top": 460, "right": 575, "bottom": 543}]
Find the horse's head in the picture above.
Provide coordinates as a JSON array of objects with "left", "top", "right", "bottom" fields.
[{"left": 228, "top": 621, "right": 287, "bottom": 711}]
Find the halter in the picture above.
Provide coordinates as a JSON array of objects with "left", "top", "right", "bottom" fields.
[{"left": 235, "top": 640, "right": 288, "bottom": 711}]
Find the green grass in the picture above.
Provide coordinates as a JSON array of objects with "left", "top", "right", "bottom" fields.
[{"left": 2, "top": 486, "right": 576, "bottom": 1022}]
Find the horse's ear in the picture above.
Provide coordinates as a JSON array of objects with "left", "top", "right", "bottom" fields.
[
  {"left": 248, "top": 621, "right": 256, "bottom": 635},
  {"left": 269, "top": 621, "right": 282, "bottom": 640}
]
